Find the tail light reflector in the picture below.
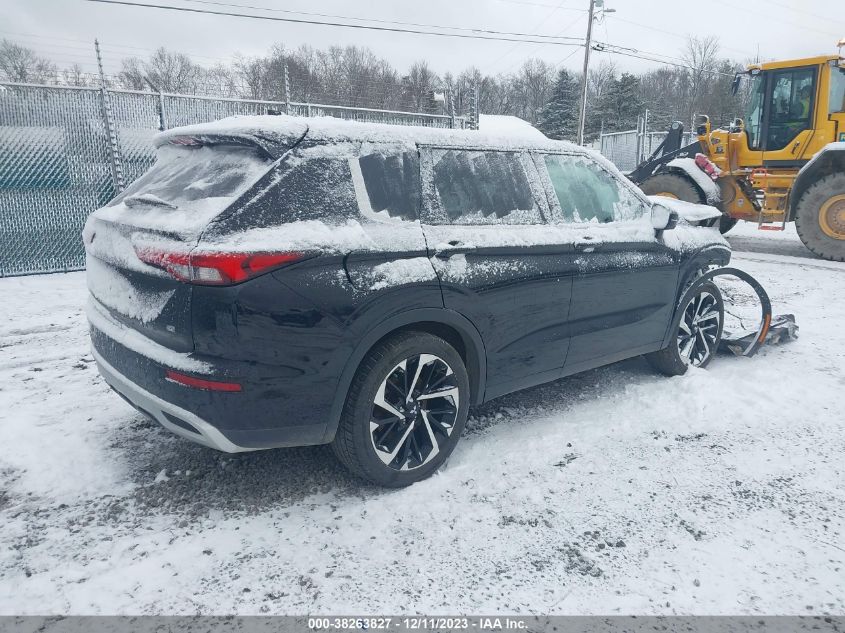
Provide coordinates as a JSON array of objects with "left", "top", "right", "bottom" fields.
[
  {"left": 165, "top": 370, "right": 242, "bottom": 392},
  {"left": 134, "top": 247, "right": 303, "bottom": 285}
]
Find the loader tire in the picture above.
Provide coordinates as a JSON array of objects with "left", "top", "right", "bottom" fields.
[
  {"left": 794, "top": 173, "right": 845, "bottom": 262},
  {"left": 640, "top": 173, "right": 737, "bottom": 234},
  {"left": 639, "top": 173, "right": 703, "bottom": 204}
]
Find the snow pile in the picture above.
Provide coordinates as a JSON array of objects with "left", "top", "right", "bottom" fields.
[
  {"left": 667, "top": 157, "right": 721, "bottom": 204},
  {"left": 478, "top": 114, "right": 547, "bottom": 140},
  {"left": 370, "top": 257, "right": 437, "bottom": 290}
]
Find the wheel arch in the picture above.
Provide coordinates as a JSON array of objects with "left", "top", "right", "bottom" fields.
[
  {"left": 321, "top": 308, "right": 488, "bottom": 443},
  {"left": 789, "top": 145, "right": 845, "bottom": 220},
  {"left": 659, "top": 244, "right": 732, "bottom": 349}
]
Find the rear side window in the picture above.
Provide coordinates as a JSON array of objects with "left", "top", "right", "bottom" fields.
[
  {"left": 542, "top": 154, "right": 647, "bottom": 223},
  {"left": 354, "top": 150, "right": 421, "bottom": 221},
  {"left": 425, "top": 149, "right": 544, "bottom": 225}
]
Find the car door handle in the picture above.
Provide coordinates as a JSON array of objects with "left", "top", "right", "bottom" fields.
[
  {"left": 434, "top": 240, "right": 467, "bottom": 259},
  {"left": 574, "top": 241, "right": 597, "bottom": 253}
]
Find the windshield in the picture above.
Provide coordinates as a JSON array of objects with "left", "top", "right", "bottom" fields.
[
  {"left": 744, "top": 73, "right": 765, "bottom": 150},
  {"left": 101, "top": 144, "right": 272, "bottom": 235}
]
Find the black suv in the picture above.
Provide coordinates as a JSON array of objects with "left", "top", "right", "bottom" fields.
[{"left": 85, "top": 116, "right": 730, "bottom": 486}]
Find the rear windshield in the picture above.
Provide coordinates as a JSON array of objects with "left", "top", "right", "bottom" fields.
[{"left": 103, "top": 144, "right": 272, "bottom": 234}]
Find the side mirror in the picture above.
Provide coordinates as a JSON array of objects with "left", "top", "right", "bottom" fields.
[{"left": 652, "top": 203, "right": 679, "bottom": 232}]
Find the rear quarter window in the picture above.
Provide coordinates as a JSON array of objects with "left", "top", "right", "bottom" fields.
[
  {"left": 205, "top": 150, "right": 360, "bottom": 237},
  {"left": 352, "top": 149, "right": 421, "bottom": 221}
]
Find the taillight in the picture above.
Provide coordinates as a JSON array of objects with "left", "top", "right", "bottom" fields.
[{"left": 135, "top": 247, "right": 303, "bottom": 285}]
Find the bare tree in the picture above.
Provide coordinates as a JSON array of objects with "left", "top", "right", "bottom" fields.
[
  {"left": 61, "top": 63, "right": 91, "bottom": 87},
  {"left": 0, "top": 40, "right": 57, "bottom": 83},
  {"left": 401, "top": 60, "right": 439, "bottom": 112},
  {"left": 683, "top": 35, "right": 721, "bottom": 122}
]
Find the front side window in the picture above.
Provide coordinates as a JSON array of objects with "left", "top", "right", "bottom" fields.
[
  {"left": 829, "top": 66, "right": 845, "bottom": 115},
  {"left": 744, "top": 73, "right": 765, "bottom": 150},
  {"left": 766, "top": 67, "right": 815, "bottom": 151},
  {"left": 541, "top": 153, "right": 648, "bottom": 223},
  {"left": 425, "top": 149, "right": 544, "bottom": 225}
]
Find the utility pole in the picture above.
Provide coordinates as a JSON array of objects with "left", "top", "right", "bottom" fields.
[
  {"left": 577, "top": 0, "right": 614, "bottom": 145},
  {"left": 576, "top": 0, "right": 596, "bottom": 146}
]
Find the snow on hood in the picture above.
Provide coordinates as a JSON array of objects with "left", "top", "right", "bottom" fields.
[{"left": 648, "top": 195, "right": 723, "bottom": 223}]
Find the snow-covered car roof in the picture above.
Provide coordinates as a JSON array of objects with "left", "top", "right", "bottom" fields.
[{"left": 154, "top": 114, "right": 583, "bottom": 159}]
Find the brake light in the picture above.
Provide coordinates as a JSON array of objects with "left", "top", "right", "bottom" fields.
[
  {"left": 135, "top": 247, "right": 303, "bottom": 285},
  {"left": 165, "top": 370, "right": 242, "bottom": 392}
]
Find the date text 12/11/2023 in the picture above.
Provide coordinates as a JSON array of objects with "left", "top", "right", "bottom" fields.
[{"left": 307, "top": 616, "right": 529, "bottom": 630}]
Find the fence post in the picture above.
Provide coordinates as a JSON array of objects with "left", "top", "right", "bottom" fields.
[
  {"left": 94, "top": 39, "right": 125, "bottom": 192},
  {"left": 283, "top": 62, "right": 290, "bottom": 115},
  {"left": 469, "top": 84, "right": 479, "bottom": 131},
  {"left": 447, "top": 88, "right": 456, "bottom": 129}
]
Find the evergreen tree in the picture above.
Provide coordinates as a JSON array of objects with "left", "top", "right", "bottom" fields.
[
  {"left": 592, "top": 72, "right": 645, "bottom": 135},
  {"left": 537, "top": 69, "right": 579, "bottom": 141}
]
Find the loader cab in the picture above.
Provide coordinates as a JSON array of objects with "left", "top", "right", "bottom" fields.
[
  {"left": 736, "top": 56, "right": 844, "bottom": 163},
  {"left": 741, "top": 66, "right": 817, "bottom": 154}
]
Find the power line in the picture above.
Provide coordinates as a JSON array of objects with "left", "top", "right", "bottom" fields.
[
  {"left": 606, "top": 16, "right": 759, "bottom": 60},
  {"left": 176, "top": 0, "right": 584, "bottom": 40},
  {"left": 591, "top": 43, "right": 737, "bottom": 77},
  {"left": 492, "top": 7, "right": 586, "bottom": 74},
  {"left": 84, "top": 0, "right": 586, "bottom": 46}
]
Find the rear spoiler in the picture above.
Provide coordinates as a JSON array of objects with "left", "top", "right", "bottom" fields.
[{"left": 154, "top": 121, "right": 310, "bottom": 160}]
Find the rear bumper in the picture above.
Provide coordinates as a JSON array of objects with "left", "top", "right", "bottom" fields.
[{"left": 92, "top": 346, "right": 251, "bottom": 453}]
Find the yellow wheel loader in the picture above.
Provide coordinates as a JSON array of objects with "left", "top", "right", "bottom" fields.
[{"left": 631, "top": 43, "right": 845, "bottom": 261}]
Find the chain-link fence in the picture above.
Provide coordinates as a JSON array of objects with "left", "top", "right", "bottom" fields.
[
  {"left": 598, "top": 129, "right": 695, "bottom": 173},
  {"left": 0, "top": 82, "right": 468, "bottom": 277}
]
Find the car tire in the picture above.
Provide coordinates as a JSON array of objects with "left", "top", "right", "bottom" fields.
[
  {"left": 331, "top": 331, "right": 470, "bottom": 487},
  {"left": 794, "top": 173, "right": 845, "bottom": 262},
  {"left": 646, "top": 282, "right": 725, "bottom": 377}
]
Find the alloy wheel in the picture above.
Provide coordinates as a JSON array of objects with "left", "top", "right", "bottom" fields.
[
  {"left": 677, "top": 291, "right": 721, "bottom": 367},
  {"left": 369, "top": 354, "right": 460, "bottom": 471}
]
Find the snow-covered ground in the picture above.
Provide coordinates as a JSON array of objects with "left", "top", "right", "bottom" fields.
[{"left": 1, "top": 225, "right": 844, "bottom": 615}]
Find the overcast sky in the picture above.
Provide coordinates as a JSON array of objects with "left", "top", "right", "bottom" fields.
[{"left": 3, "top": 0, "right": 844, "bottom": 78}]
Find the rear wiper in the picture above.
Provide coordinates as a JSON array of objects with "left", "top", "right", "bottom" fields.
[{"left": 123, "top": 193, "right": 178, "bottom": 209}]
